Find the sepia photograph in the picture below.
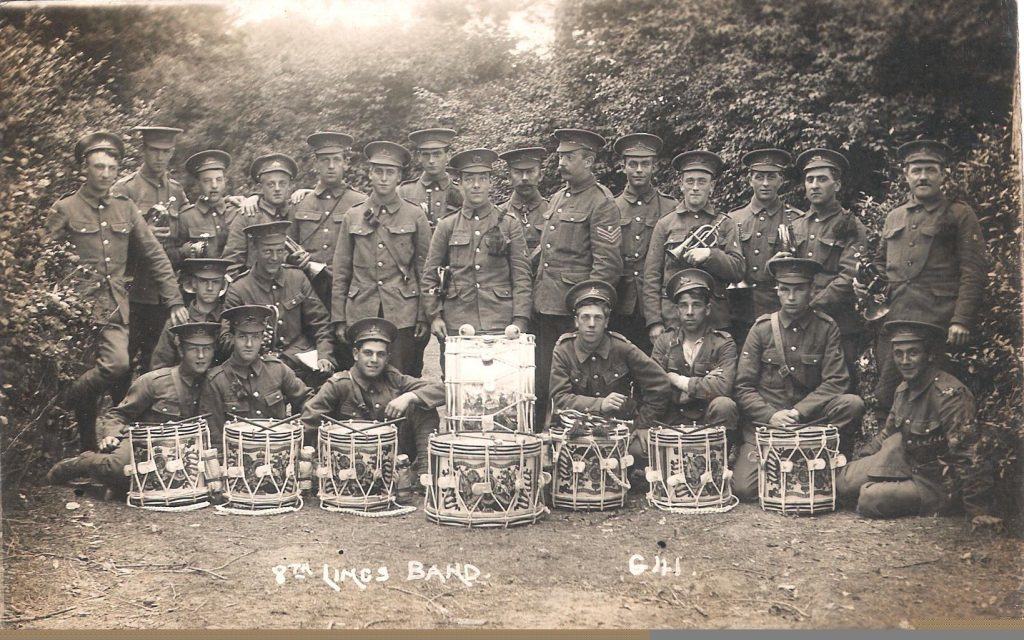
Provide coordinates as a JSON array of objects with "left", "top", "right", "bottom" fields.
[{"left": 0, "top": 0, "right": 1020, "bottom": 632}]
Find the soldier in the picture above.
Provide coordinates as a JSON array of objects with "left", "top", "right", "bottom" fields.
[
  {"left": 421, "top": 148, "right": 532, "bottom": 351},
  {"left": 151, "top": 258, "right": 232, "bottom": 370},
  {"left": 221, "top": 153, "right": 299, "bottom": 273},
  {"left": 201, "top": 305, "right": 310, "bottom": 439},
  {"left": 532, "top": 128, "right": 622, "bottom": 430},
  {"left": 47, "top": 132, "right": 187, "bottom": 451},
  {"left": 643, "top": 150, "right": 744, "bottom": 341},
  {"left": 610, "top": 133, "right": 678, "bottom": 354},
  {"left": 331, "top": 141, "right": 431, "bottom": 375},
  {"left": 859, "top": 140, "right": 988, "bottom": 421},
  {"left": 178, "top": 149, "right": 238, "bottom": 259},
  {"left": 732, "top": 256, "right": 866, "bottom": 499},
  {"left": 399, "top": 127, "right": 463, "bottom": 228},
  {"left": 836, "top": 320, "right": 998, "bottom": 528},
  {"left": 301, "top": 318, "right": 445, "bottom": 483},
  {"left": 549, "top": 280, "right": 671, "bottom": 462},
  {"left": 46, "top": 322, "right": 219, "bottom": 489},
  {"left": 288, "top": 132, "right": 367, "bottom": 307},
  {"left": 223, "top": 221, "right": 336, "bottom": 386},
  {"left": 726, "top": 148, "right": 803, "bottom": 344},
  {"left": 497, "top": 146, "right": 549, "bottom": 259},
  {"left": 399, "top": 128, "right": 463, "bottom": 378},
  {"left": 112, "top": 126, "right": 189, "bottom": 378},
  {"left": 791, "top": 149, "right": 868, "bottom": 383},
  {"left": 651, "top": 269, "right": 739, "bottom": 439}
]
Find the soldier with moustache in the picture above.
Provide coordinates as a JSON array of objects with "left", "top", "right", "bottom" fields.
[
  {"left": 497, "top": 146, "right": 549, "bottom": 261},
  {"left": 856, "top": 141, "right": 988, "bottom": 422},
  {"left": 532, "top": 129, "right": 622, "bottom": 430},
  {"left": 726, "top": 149, "right": 803, "bottom": 345},
  {"left": 46, "top": 132, "right": 188, "bottom": 450},
  {"left": 112, "top": 126, "right": 190, "bottom": 378},
  {"left": 178, "top": 150, "right": 238, "bottom": 260},
  {"left": 610, "top": 133, "right": 678, "bottom": 354}
]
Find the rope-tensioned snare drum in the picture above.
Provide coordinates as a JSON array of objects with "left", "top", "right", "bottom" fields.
[
  {"left": 123, "top": 416, "right": 215, "bottom": 511},
  {"left": 444, "top": 330, "right": 535, "bottom": 433},
  {"left": 755, "top": 423, "right": 847, "bottom": 515},
  {"left": 645, "top": 422, "right": 737, "bottom": 513},
  {"left": 549, "top": 410, "right": 632, "bottom": 511},
  {"left": 217, "top": 415, "right": 309, "bottom": 515}
]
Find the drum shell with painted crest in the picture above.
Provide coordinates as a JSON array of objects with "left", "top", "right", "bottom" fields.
[
  {"left": 755, "top": 424, "right": 847, "bottom": 515},
  {"left": 317, "top": 420, "right": 399, "bottom": 512},
  {"left": 124, "top": 418, "right": 213, "bottom": 510},
  {"left": 221, "top": 419, "right": 304, "bottom": 512},
  {"left": 444, "top": 333, "right": 535, "bottom": 433},
  {"left": 646, "top": 424, "right": 735, "bottom": 512},
  {"left": 422, "top": 431, "right": 548, "bottom": 527},
  {"left": 549, "top": 412, "right": 632, "bottom": 511}
]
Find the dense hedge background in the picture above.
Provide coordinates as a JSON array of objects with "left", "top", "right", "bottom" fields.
[{"left": 1, "top": 0, "right": 1019, "bottom": 523}]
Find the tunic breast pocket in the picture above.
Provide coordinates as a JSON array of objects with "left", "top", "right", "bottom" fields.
[
  {"left": 556, "top": 207, "right": 591, "bottom": 248},
  {"left": 293, "top": 208, "right": 324, "bottom": 237},
  {"left": 263, "top": 389, "right": 285, "bottom": 408},
  {"left": 281, "top": 294, "right": 304, "bottom": 311},
  {"left": 601, "top": 363, "right": 631, "bottom": 390},
  {"left": 903, "top": 419, "right": 946, "bottom": 463},
  {"left": 384, "top": 224, "right": 415, "bottom": 257},
  {"left": 798, "top": 353, "right": 823, "bottom": 388},
  {"left": 448, "top": 231, "right": 472, "bottom": 267},
  {"left": 348, "top": 225, "right": 375, "bottom": 267},
  {"left": 811, "top": 237, "right": 844, "bottom": 273},
  {"left": 67, "top": 218, "right": 101, "bottom": 253}
]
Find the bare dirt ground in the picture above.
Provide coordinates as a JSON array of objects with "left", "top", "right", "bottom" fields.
[{"left": 3, "top": 343, "right": 1022, "bottom": 630}]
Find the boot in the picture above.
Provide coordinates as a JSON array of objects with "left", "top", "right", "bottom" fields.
[
  {"left": 46, "top": 455, "right": 91, "bottom": 485},
  {"left": 75, "top": 403, "right": 99, "bottom": 453}
]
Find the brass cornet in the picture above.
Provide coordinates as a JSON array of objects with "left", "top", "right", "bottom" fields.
[{"left": 667, "top": 216, "right": 727, "bottom": 261}]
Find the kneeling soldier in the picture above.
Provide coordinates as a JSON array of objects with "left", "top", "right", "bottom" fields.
[
  {"left": 301, "top": 318, "right": 444, "bottom": 484},
  {"left": 836, "top": 320, "right": 998, "bottom": 527},
  {"left": 732, "top": 256, "right": 865, "bottom": 499},
  {"left": 201, "top": 305, "right": 310, "bottom": 440},
  {"left": 651, "top": 269, "right": 739, "bottom": 442},
  {"left": 151, "top": 258, "right": 232, "bottom": 370},
  {"left": 549, "top": 280, "right": 671, "bottom": 458},
  {"left": 46, "top": 322, "right": 219, "bottom": 490}
]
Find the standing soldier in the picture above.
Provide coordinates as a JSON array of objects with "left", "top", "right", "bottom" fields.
[
  {"left": 201, "top": 305, "right": 310, "bottom": 439},
  {"left": 837, "top": 320, "right": 997, "bottom": 528},
  {"left": 178, "top": 149, "right": 238, "bottom": 259},
  {"left": 47, "top": 132, "right": 187, "bottom": 450},
  {"left": 421, "top": 148, "right": 532, "bottom": 348},
  {"left": 288, "top": 132, "right": 367, "bottom": 307},
  {"left": 611, "top": 133, "right": 678, "bottom": 354},
  {"left": 532, "top": 128, "right": 622, "bottom": 430},
  {"left": 151, "top": 258, "right": 232, "bottom": 370},
  {"left": 791, "top": 149, "right": 868, "bottom": 383},
  {"left": 643, "top": 151, "right": 744, "bottom": 342},
  {"left": 732, "top": 256, "right": 866, "bottom": 498},
  {"left": 858, "top": 140, "right": 988, "bottom": 422},
  {"left": 400, "top": 128, "right": 462, "bottom": 377},
  {"left": 497, "top": 146, "right": 549, "bottom": 260},
  {"left": 726, "top": 148, "right": 803, "bottom": 345},
  {"left": 221, "top": 153, "right": 299, "bottom": 273},
  {"left": 46, "top": 322, "right": 219, "bottom": 488},
  {"left": 112, "top": 125, "right": 189, "bottom": 378},
  {"left": 332, "top": 141, "right": 431, "bottom": 375},
  {"left": 223, "top": 221, "right": 336, "bottom": 386}
]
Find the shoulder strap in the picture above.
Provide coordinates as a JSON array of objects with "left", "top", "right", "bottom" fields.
[{"left": 769, "top": 312, "right": 792, "bottom": 379}]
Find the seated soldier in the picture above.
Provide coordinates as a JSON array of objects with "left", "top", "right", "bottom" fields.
[
  {"left": 201, "top": 305, "right": 310, "bottom": 440},
  {"left": 151, "top": 258, "right": 232, "bottom": 370},
  {"left": 301, "top": 317, "right": 444, "bottom": 488},
  {"left": 836, "top": 320, "right": 999, "bottom": 528},
  {"left": 223, "top": 220, "right": 336, "bottom": 387},
  {"left": 651, "top": 269, "right": 739, "bottom": 450},
  {"left": 732, "top": 256, "right": 865, "bottom": 500},
  {"left": 549, "top": 279, "right": 672, "bottom": 463},
  {"left": 46, "top": 322, "right": 220, "bottom": 491}
]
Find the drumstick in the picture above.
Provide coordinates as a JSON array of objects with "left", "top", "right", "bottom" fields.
[
  {"left": 115, "top": 414, "right": 214, "bottom": 441},
  {"left": 321, "top": 414, "right": 407, "bottom": 432},
  {"left": 227, "top": 414, "right": 278, "bottom": 432}
]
